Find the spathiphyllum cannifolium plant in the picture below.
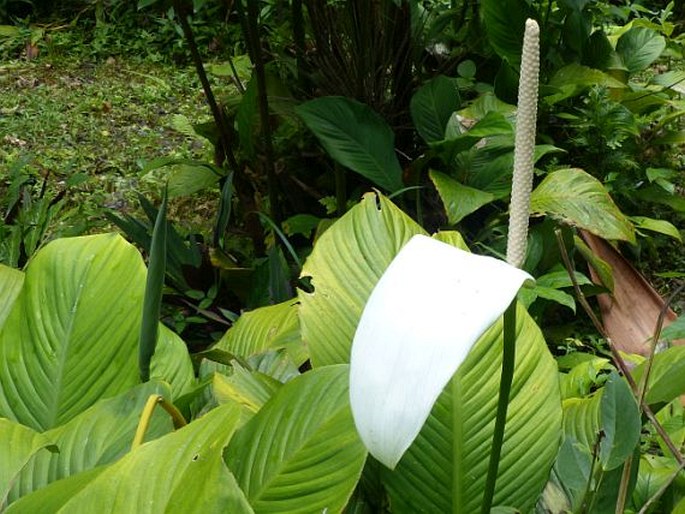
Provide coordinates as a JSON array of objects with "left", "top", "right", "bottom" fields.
[{"left": 348, "top": 13, "right": 541, "bottom": 490}]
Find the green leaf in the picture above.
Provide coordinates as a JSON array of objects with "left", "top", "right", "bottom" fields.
[
  {"left": 545, "top": 63, "right": 626, "bottom": 104},
  {"left": 573, "top": 235, "right": 614, "bottom": 292},
  {"left": 560, "top": 373, "right": 640, "bottom": 491},
  {"left": 559, "top": 357, "right": 612, "bottom": 400},
  {"left": 0, "top": 264, "right": 23, "bottom": 330},
  {"left": 225, "top": 365, "right": 367, "bottom": 512},
  {"left": 662, "top": 315, "right": 685, "bottom": 342},
  {"left": 7, "top": 403, "right": 251, "bottom": 514},
  {"left": 382, "top": 303, "right": 562, "bottom": 512},
  {"left": 523, "top": 285, "right": 576, "bottom": 312},
  {"left": 615, "top": 27, "right": 666, "bottom": 73},
  {"left": 410, "top": 75, "right": 461, "bottom": 143},
  {"left": 167, "top": 165, "right": 221, "bottom": 198},
  {"left": 7, "top": 382, "right": 174, "bottom": 506},
  {"left": 150, "top": 324, "right": 196, "bottom": 399},
  {"left": 349, "top": 236, "right": 532, "bottom": 469},
  {"left": 213, "top": 368, "right": 282, "bottom": 416},
  {"left": 140, "top": 190, "right": 167, "bottom": 383},
  {"left": 431, "top": 111, "right": 513, "bottom": 162},
  {"left": 0, "top": 234, "right": 145, "bottom": 430},
  {"left": 0, "top": 420, "right": 55, "bottom": 508},
  {"left": 480, "top": 0, "right": 534, "bottom": 68},
  {"left": 298, "top": 192, "right": 560, "bottom": 510},
  {"left": 429, "top": 170, "right": 495, "bottom": 224},
  {"left": 282, "top": 214, "right": 320, "bottom": 238},
  {"left": 214, "top": 299, "right": 305, "bottom": 366},
  {"left": 530, "top": 169, "right": 636, "bottom": 243},
  {"left": 599, "top": 372, "right": 640, "bottom": 470},
  {"left": 633, "top": 346, "right": 685, "bottom": 406},
  {"left": 298, "top": 192, "right": 425, "bottom": 366},
  {"left": 630, "top": 216, "right": 682, "bottom": 242},
  {"left": 296, "top": 97, "right": 403, "bottom": 191}
]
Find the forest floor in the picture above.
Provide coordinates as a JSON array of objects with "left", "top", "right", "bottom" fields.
[{"left": 0, "top": 55, "right": 220, "bottom": 236}]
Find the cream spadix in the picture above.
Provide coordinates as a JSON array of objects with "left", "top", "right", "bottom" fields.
[{"left": 349, "top": 234, "right": 532, "bottom": 469}]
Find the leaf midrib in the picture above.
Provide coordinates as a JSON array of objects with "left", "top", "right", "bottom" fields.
[{"left": 46, "top": 258, "right": 93, "bottom": 428}]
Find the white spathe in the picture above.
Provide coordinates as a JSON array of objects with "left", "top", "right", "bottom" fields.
[{"left": 349, "top": 234, "right": 533, "bottom": 469}]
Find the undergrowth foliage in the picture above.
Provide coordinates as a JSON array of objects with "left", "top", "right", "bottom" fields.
[{"left": 1, "top": 0, "right": 685, "bottom": 512}]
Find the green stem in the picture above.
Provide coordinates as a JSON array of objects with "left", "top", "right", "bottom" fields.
[
  {"left": 131, "top": 395, "right": 187, "bottom": 450},
  {"left": 481, "top": 300, "right": 517, "bottom": 514}
]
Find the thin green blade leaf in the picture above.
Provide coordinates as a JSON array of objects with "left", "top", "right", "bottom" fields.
[{"left": 140, "top": 189, "right": 168, "bottom": 382}]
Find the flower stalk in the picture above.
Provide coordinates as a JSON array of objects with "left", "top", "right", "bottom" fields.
[{"left": 482, "top": 18, "right": 540, "bottom": 514}]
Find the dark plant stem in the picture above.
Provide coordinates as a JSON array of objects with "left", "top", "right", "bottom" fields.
[
  {"left": 173, "top": 0, "right": 233, "bottom": 167},
  {"left": 240, "top": 0, "right": 280, "bottom": 224},
  {"left": 174, "top": 0, "right": 265, "bottom": 255},
  {"left": 291, "top": 0, "right": 307, "bottom": 90},
  {"left": 334, "top": 163, "right": 346, "bottom": 216},
  {"left": 481, "top": 300, "right": 517, "bottom": 514}
]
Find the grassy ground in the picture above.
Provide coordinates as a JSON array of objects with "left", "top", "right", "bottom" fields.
[{"left": 0, "top": 54, "right": 219, "bottom": 238}]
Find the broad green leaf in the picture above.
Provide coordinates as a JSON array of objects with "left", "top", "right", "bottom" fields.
[
  {"left": 213, "top": 367, "right": 282, "bottom": 415},
  {"left": 662, "top": 315, "right": 685, "bottom": 342},
  {"left": 382, "top": 303, "right": 562, "bottom": 512},
  {"left": 150, "top": 324, "right": 196, "bottom": 399},
  {"left": 0, "top": 234, "right": 145, "bottom": 430},
  {"left": 530, "top": 169, "right": 636, "bottom": 243},
  {"left": 0, "top": 25, "right": 20, "bottom": 37},
  {"left": 410, "top": 75, "right": 460, "bottom": 143},
  {"left": 167, "top": 164, "right": 221, "bottom": 198},
  {"left": 8, "top": 403, "right": 251, "bottom": 513},
  {"left": 551, "top": 436, "right": 593, "bottom": 509},
  {"left": 631, "top": 216, "right": 682, "bottom": 242},
  {"left": 225, "top": 365, "right": 367, "bottom": 513},
  {"left": 214, "top": 299, "right": 305, "bottom": 366},
  {"left": 298, "top": 193, "right": 561, "bottom": 510},
  {"left": 7, "top": 382, "right": 174, "bottom": 506},
  {"left": 298, "top": 192, "right": 425, "bottom": 366},
  {"left": 247, "top": 349, "right": 300, "bottom": 384},
  {"left": 545, "top": 63, "right": 626, "bottom": 103},
  {"left": 5, "top": 467, "right": 107, "bottom": 514},
  {"left": 0, "top": 264, "right": 23, "bottom": 330},
  {"left": 548, "top": 63, "right": 626, "bottom": 90},
  {"left": 296, "top": 97, "right": 403, "bottom": 192},
  {"left": 561, "top": 374, "right": 639, "bottom": 471},
  {"left": 599, "top": 372, "right": 640, "bottom": 470},
  {"left": 429, "top": 170, "right": 495, "bottom": 224},
  {"left": 458, "top": 92, "right": 516, "bottom": 120},
  {"left": 432, "top": 111, "right": 513, "bottom": 161},
  {"left": 559, "top": 357, "right": 612, "bottom": 400},
  {"left": 521, "top": 285, "right": 576, "bottom": 312},
  {"left": 480, "top": 0, "right": 534, "bottom": 68},
  {"left": 0, "top": 420, "right": 55, "bottom": 508},
  {"left": 432, "top": 230, "right": 469, "bottom": 250},
  {"left": 633, "top": 346, "right": 685, "bottom": 406},
  {"left": 350, "top": 235, "right": 532, "bottom": 468},
  {"left": 633, "top": 454, "right": 680, "bottom": 513},
  {"left": 615, "top": 27, "right": 666, "bottom": 73}
]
